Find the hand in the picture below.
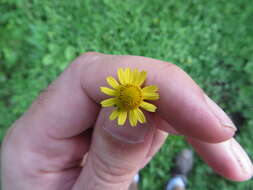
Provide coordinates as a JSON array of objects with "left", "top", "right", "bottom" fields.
[{"left": 1, "top": 53, "right": 252, "bottom": 190}]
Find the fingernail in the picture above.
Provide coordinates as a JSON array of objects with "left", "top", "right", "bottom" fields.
[
  {"left": 230, "top": 139, "right": 253, "bottom": 176},
  {"left": 102, "top": 108, "right": 152, "bottom": 144},
  {"left": 204, "top": 94, "right": 237, "bottom": 131}
]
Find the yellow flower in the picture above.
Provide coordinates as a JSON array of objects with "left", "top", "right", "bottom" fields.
[{"left": 100, "top": 68, "right": 159, "bottom": 127}]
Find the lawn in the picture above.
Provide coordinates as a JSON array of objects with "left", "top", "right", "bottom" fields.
[{"left": 0, "top": 0, "right": 253, "bottom": 189}]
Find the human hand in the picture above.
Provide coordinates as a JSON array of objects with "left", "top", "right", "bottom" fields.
[{"left": 1, "top": 53, "right": 252, "bottom": 190}]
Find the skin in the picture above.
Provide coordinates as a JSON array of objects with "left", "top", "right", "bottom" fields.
[{"left": 1, "top": 52, "right": 253, "bottom": 190}]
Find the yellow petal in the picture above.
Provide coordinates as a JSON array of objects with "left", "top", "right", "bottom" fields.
[
  {"left": 143, "top": 92, "right": 159, "bottom": 100},
  {"left": 118, "top": 111, "right": 128, "bottom": 126},
  {"left": 129, "top": 110, "right": 138, "bottom": 127},
  {"left": 132, "top": 69, "right": 140, "bottom": 85},
  {"left": 117, "top": 68, "right": 126, "bottom": 85},
  {"left": 125, "top": 68, "right": 130, "bottom": 84},
  {"left": 136, "top": 71, "right": 147, "bottom": 86},
  {"left": 134, "top": 108, "right": 146, "bottom": 123},
  {"left": 142, "top": 85, "right": 158, "bottom": 93},
  {"left": 128, "top": 68, "right": 134, "bottom": 84},
  {"left": 100, "top": 87, "right": 116, "bottom": 96},
  {"left": 140, "top": 101, "right": 157, "bottom": 112},
  {"left": 106, "top": 76, "right": 119, "bottom": 89},
  {"left": 109, "top": 109, "right": 119, "bottom": 120},
  {"left": 101, "top": 98, "right": 117, "bottom": 107}
]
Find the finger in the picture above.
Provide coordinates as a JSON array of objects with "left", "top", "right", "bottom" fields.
[
  {"left": 80, "top": 53, "right": 236, "bottom": 142},
  {"left": 22, "top": 54, "right": 99, "bottom": 138},
  {"left": 188, "top": 138, "right": 253, "bottom": 181},
  {"left": 72, "top": 108, "right": 167, "bottom": 190},
  {"left": 140, "top": 128, "right": 168, "bottom": 169},
  {"left": 2, "top": 54, "right": 101, "bottom": 185},
  {"left": 1, "top": 128, "right": 91, "bottom": 190}
]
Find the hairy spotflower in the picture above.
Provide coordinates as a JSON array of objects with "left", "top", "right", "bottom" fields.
[{"left": 100, "top": 68, "right": 159, "bottom": 127}]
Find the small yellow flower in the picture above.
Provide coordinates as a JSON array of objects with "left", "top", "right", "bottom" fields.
[{"left": 100, "top": 68, "right": 159, "bottom": 127}]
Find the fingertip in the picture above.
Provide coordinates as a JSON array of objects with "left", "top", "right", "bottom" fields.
[
  {"left": 101, "top": 108, "right": 154, "bottom": 144},
  {"left": 156, "top": 72, "right": 236, "bottom": 143},
  {"left": 188, "top": 138, "right": 253, "bottom": 182},
  {"left": 158, "top": 95, "right": 235, "bottom": 143},
  {"left": 197, "top": 126, "right": 235, "bottom": 143}
]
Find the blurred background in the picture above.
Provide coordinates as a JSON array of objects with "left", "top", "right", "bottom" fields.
[{"left": 0, "top": 0, "right": 253, "bottom": 189}]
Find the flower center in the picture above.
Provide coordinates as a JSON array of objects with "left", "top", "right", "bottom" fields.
[{"left": 118, "top": 84, "right": 143, "bottom": 110}]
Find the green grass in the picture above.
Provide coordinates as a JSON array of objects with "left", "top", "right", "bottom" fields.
[{"left": 1, "top": 0, "right": 253, "bottom": 189}]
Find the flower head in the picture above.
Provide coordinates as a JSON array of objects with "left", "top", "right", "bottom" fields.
[{"left": 100, "top": 68, "right": 159, "bottom": 127}]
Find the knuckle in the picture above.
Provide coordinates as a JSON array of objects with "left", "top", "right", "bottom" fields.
[
  {"left": 67, "top": 51, "right": 102, "bottom": 78},
  {"left": 91, "top": 150, "right": 136, "bottom": 184},
  {"left": 35, "top": 82, "right": 57, "bottom": 107},
  {"left": 70, "top": 51, "right": 101, "bottom": 68},
  {"left": 2, "top": 125, "right": 15, "bottom": 148},
  {"left": 1, "top": 118, "right": 23, "bottom": 148}
]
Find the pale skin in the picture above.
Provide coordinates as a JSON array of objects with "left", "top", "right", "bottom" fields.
[{"left": 1, "top": 52, "right": 253, "bottom": 190}]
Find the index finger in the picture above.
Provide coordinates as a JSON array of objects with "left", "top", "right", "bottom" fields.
[{"left": 80, "top": 53, "right": 236, "bottom": 143}]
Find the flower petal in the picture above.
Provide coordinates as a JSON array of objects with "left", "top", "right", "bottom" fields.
[
  {"left": 125, "top": 68, "right": 131, "bottom": 84},
  {"left": 142, "top": 85, "right": 158, "bottom": 93},
  {"left": 109, "top": 109, "right": 119, "bottom": 120},
  {"left": 118, "top": 111, "right": 128, "bottom": 126},
  {"left": 128, "top": 68, "right": 134, "bottom": 84},
  {"left": 140, "top": 101, "right": 157, "bottom": 112},
  {"left": 134, "top": 108, "right": 146, "bottom": 123},
  {"left": 100, "top": 87, "right": 116, "bottom": 96},
  {"left": 106, "top": 76, "right": 119, "bottom": 89},
  {"left": 101, "top": 98, "right": 117, "bottom": 107},
  {"left": 143, "top": 92, "right": 159, "bottom": 100},
  {"left": 136, "top": 71, "right": 147, "bottom": 86},
  {"left": 132, "top": 69, "right": 140, "bottom": 85},
  {"left": 117, "top": 68, "right": 126, "bottom": 85},
  {"left": 129, "top": 110, "right": 138, "bottom": 127}
]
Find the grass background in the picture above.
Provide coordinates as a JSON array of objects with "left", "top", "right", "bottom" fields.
[{"left": 1, "top": 0, "right": 253, "bottom": 189}]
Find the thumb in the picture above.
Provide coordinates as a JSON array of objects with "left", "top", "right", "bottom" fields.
[{"left": 72, "top": 108, "right": 157, "bottom": 190}]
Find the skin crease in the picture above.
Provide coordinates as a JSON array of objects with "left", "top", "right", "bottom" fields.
[{"left": 1, "top": 52, "right": 252, "bottom": 190}]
